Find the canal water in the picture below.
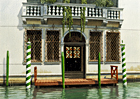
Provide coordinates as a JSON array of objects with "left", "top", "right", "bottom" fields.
[{"left": 0, "top": 82, "right": 140, "bottom": 99}]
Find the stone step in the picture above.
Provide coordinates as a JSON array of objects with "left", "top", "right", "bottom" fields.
[{"left": 65, "top": 72, "right": 83, "bottom": 78}]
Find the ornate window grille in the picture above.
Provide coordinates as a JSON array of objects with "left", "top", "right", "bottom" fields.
[
  {"left": 106, "top": 32, "right": 120, "bottom": 62},
  {"left": 66, "top": 46, "right": 81, "bottom": 59},
  {"left": 24, "top": 30, "right": 42, "bottom": 62},
  {"left": 45, "top": 30, "right": 60, "bottom": 62},
  {"left": 89, "top": 32, "right": 103, "bottom": 61}
]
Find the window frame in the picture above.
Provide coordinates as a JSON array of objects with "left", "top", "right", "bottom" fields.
[
  {"left": 45, "top": 30, "right": 61, "bottom": 63},
  {"left": 106, "top": 31, "right": 121, "bottom": 63},
  {"left": 23, "top": 29, "right": 42, "bottom": 64},
  {"left": 89, "top": 31, "right": 103, "bottom": 62}
]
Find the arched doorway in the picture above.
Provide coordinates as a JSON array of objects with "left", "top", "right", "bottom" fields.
[{"left": 64, "top": 32, "right": 86, "bottom": 78}]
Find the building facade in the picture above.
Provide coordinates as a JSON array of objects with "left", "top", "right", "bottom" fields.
[{"left": 0, "top": 0, "right": 140, "bottom": 82}]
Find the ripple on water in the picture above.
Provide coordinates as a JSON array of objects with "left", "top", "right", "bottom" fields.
[{"left": 0, "top": 82, "right": 140, "bottom": 99}]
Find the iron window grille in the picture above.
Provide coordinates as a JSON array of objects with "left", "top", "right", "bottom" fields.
[
  {"left": 89, "top": 31, "right": 103, "bottom": 62},
  {"left": 45, "top": 30, "right": 60, "bottom": 62},
  {"left": 24, "top": 30, "right": 42, "bottom": 62},
  {"left": 106, "top": 32, "right": 120, "bottom": 62}
]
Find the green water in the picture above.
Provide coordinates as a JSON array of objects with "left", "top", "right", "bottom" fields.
[{"left": 0, "top": 82, "right": 140, "bottom": 99}]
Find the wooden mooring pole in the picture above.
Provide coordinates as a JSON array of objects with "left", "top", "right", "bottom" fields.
[
  {"left": 98, "top": 52, "right": 101, "bottom": 87},
  {"left": 6, "top": 51, "right": 9, "bottom": 86},
  {"left": 61, "top": 52, "right": 65, "bottom": 89}
]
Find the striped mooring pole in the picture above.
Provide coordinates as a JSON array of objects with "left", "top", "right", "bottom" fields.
[
  {"left": 120, "top": 40, "right": 127, "bottom": 87},
  {"left": 26, "top": 39, "right": 31, "bottom": 89}
]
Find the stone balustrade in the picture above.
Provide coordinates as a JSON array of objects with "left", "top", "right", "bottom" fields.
[{"left": 22, "top": 3, "right": 123, "bottom": 22}]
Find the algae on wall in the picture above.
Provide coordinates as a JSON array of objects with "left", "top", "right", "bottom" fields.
[
  {"left": 62, "top": 0, "right": 87, "bottom": 39},
  {"left": 41, "top": 0, "right": 114, "bottom": 39},
  {"left": 94, "top": 0, "right": 113, "bottom": 7},
  {"left": 41, "top": 0, "right": 56, "bottom": 3}
]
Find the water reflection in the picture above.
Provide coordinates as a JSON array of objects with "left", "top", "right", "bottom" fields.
[
  {"left": 5, "top": 87, "right": 9, "bottom": 99},
  {"left": 98, "top": 88, "right": 102, "bottom": 99},
  {"left": 32, "top": 86, "right": 119, "bottom": 99},
  {"left": 64, "top": 87, "right": 88, "bottom": 99},
  {"left": 2, "top": 83, "right": 140, "bottom": 99},
  {"left": 26, "top": 89, "right": 32, "bottom": 98},
  {"left": 33, "top": 87, "right": 38, "bottom": 99},
  {"left": 123, "top": 87, "right": 127, "bottom": 99},
  {"left": 33, "top": 87, "right": 89, "bottom": 99},
  {"left": 61, "top": 89, "right": 65, "bottom": 99},
  {"left": 110, "top": 85, "right": 119, "bottom": 98},
  {"left": 33, "top": 87, "right": 62, "bottom": 98}
]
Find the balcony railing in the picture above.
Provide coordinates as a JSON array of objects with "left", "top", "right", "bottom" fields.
[
  {"left": 22, "top": 3, "right": 123, "bottom": 21},
  {"left": 22, "top": 3, "right": 43, "bottom": 17},
  {"left": 26, "top": 6, "right": 41, "bottom": 16},
  {"left": 107, "top": 9, "right": 120, "bottom": 19}
]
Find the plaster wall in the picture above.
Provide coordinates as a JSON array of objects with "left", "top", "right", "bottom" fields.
[
  {"left": 0, "top": 0, "right": 140, "bottom": 78},
  {"left": 0, "top": 0, "right": 62, "bottom": 76},
  {"left": 0, "top": 0, "right": 25, "bottom": 76},
  {"left": 119, "top": 0, "right": 140, "bottom": 72}
]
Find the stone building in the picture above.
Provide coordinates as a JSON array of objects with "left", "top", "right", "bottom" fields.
[{"left": 0, "top": 0, "right": 140, "bottom": 83}]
